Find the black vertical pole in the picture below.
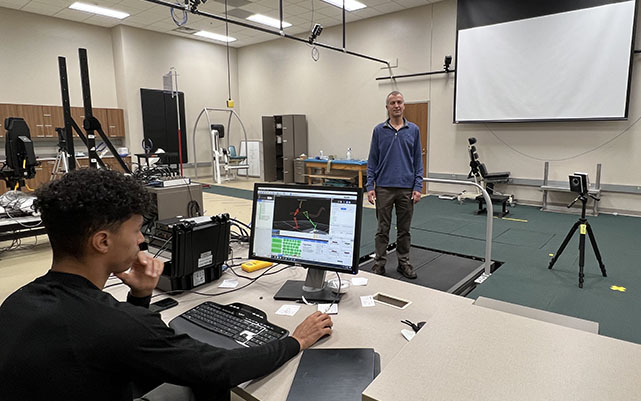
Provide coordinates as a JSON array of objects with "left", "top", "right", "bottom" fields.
[
  {"left": 78, "top": 48, "right": 98, "bottom": 169},
  {"left": 58, "top": 56, "right": 77, "bottom": 170}
]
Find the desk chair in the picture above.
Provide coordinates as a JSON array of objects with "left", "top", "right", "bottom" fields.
[{"left": 462, "top": 137, "right": 513, "bottom": 217}]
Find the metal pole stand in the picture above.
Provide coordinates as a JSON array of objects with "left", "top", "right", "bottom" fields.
[{"left": 548, "top": 192, "right": 607, "bottom": 288}]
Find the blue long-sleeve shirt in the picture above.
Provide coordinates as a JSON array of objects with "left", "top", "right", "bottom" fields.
[{"left": 366, "top": 118, "right": 424, "bottom": 192}]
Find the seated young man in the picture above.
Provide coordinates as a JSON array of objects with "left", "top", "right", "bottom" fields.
[{"left": 0, "top": 168, "right": 332, "bottom": 401}]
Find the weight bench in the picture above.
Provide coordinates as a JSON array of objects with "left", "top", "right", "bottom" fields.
[{"left": 476, "top": 194, "right": 510, "bottom": 218}]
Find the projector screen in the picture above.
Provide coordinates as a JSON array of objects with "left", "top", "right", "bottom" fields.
[{"left": 454, "top": 0, "right": 637, "bottom": 123}]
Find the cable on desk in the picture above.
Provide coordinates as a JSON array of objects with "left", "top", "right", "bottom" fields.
[{"left": 151, "top": 263, "right": 292, "bottom": 299}]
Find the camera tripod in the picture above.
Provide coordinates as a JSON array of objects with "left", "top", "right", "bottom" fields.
[
  {"left": 548, "top": 192, "right": 607, "bottom": 288},
  {"left": 51, "top": 127, "right": 70, "bottom": 180}
]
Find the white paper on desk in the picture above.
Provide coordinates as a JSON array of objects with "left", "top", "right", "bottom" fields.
[
  {"left": 275, "top": 304, "right": 301, "bottom": 316},
  {"left": 317, "top": 303, "right": 338, "bottom": 314},
  {"left": 360, "top": 295, "right": 375, "bottom": 308},
  {"left": 218, "top": 279, "right": 239, "bottom": 288},
  {"left": 401, "top": 329, "right": 416, "bottom": 342},
  {"left": 351, "top": 277, "right": 368, "bottom": 286}
]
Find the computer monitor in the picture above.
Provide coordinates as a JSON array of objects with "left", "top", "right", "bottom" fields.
[{"left": 249, "top": 183, "right": 362, "bottom": 303}]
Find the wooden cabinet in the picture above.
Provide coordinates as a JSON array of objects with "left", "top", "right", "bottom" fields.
[
  {"left": 16, "top": 104, "right": 42, "bottom": 138},
  {"left": 0, "top": 103, "right": 125, "bottom": 141},
  {"left": 41, "top": 105, "right": 63, "bottom": 138},
  {"left": 0, "top": 104, "right": 19, "bottom": 138},
  {"left": 106, "top": 108, "right": 125, "bottom": 137}
]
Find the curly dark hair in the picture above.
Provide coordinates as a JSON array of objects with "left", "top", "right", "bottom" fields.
[{"left": 35, "top": 168, "right": 153, "bottom": 260}]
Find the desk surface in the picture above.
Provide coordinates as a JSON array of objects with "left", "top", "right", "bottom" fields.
[
  {"left": 110, "top": 259, "right": 472, "bottom": 400},
  {"left": 108, "top": 252, "right": 641, "bottom": 401},
  {"left": 363, "top": 304, "right": 641, "bottom": 401}
]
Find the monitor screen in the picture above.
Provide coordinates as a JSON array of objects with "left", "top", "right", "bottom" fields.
[{"left": 249, "top": 183, "right": 362, "bottom": 275}]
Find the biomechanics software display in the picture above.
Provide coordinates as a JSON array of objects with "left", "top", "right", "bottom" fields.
[{"left": 251, "top": 186, "right": 359, "bottom": 271}]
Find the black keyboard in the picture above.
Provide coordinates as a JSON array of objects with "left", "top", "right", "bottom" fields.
[{"left": 177, "top": 301, "right": 289, "bottom": 348}]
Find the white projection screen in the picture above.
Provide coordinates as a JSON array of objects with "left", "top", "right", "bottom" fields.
[{"left": 454, "top": 0, "right": 637, "bottom": 122}]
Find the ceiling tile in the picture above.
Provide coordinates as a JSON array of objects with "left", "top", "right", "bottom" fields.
[
  {"left": 116, "top": 0, "right": 159, "bottom": 11},
  {"left": 213, "top": 0, "right": 252, "bottom": 7},
  {"left": 0, "top": 1, "right": 30, "bottom": 10},
  {"left": 54, "top": 8, "right": 93, "bottom": 22},
  {"left": 20, "top": 1, "right": 62, "bottom": 15},
  {"left": 6, "top": 0, "right": 430, "bottom": 48},
  {"left": 238, "top": 2, "right": 272, "bottom": 13},
  {"left": 371, "top": 2, "right": 404, "bottom": 13},
  {"left": 226, "top": 7, "right": 252, "bottom": 19},
  {"left": 394, "top": 0, "right": 430, "bottom": 7}
]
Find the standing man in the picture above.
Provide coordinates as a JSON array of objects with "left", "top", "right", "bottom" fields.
[{"left": 366, "top": 91, "right": 424, "bottom": 279}]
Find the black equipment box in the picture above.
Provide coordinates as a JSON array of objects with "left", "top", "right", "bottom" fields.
[{"left": 151, "top": 214, "right": 230, "bottom": 292}]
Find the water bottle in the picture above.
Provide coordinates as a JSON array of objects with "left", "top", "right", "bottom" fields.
[
  {"left": 346, "top": 147, "right": 352, "bottom": 160},
  {"left": 319, "top": 150, "right": 324, "bottom": 158}
]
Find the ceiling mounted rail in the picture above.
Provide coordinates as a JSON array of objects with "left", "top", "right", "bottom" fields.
[
  {"left": 143, "top": 0, "right": 391, "bottom": 67},
  {"left": 376, "top": 69, "right": 455, "bottom": 81}
]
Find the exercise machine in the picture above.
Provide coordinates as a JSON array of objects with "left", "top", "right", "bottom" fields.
[
  {"left": 460, "top": 137, "right": 513, "bottom": 217},
  {"left": 192, "top": 108, "right": 249, "bottom": 184}
]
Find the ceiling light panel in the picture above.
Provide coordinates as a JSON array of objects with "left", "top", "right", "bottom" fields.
[
  {"left": 68, "top": 2, "right": 130, "bottom": 19},
  {"left": 194, "top": 30, "right": 237, "bottom": 42},
  {"left": 247, "top": 14, "right": 292, "bottom": 29},
  {"left": 320, "top": 0, "right": 367, "bottom": 12}
]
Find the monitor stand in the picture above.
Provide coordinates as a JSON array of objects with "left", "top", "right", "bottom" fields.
[{"left": 274, "top": 268, "right": 343, "bottom": 303}]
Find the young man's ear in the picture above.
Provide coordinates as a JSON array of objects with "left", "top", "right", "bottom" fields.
[{"left": 90, "top": 230, "right": 111, "bottom": 255}]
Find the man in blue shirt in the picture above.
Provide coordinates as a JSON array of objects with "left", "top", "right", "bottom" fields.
[{"left": 366, "top": 91, "right": 424, "bottom": 279}]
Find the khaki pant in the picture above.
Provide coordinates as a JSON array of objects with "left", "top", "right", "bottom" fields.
[{"left": 374, "top": 187, "right": 414, "bottom": 269}]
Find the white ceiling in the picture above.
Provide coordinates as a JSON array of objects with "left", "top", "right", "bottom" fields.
[{"left": 0, "top": 0, "right": 436, "bottom": 47}]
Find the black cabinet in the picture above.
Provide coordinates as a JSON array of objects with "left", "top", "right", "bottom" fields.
[{"left": 261, "top": 115, "right": 307, "bottom": 183}]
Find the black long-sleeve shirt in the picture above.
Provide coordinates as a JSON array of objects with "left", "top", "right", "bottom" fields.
[{"left": 0, "top": 271, "right": 300, "bottom": 401}]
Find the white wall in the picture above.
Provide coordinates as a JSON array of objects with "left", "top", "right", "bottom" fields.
[
  {"left": 0, "top": 7, "right": 117, "bottom": 107},
  {"left": 111, "top": 25, "right": 239, "bottom": 172},
  {"left": 237, "top": 6, "right": 433, "bottom": 161},
  {"left": 238, "top": 0, "right": 641, "bottom": 213}
]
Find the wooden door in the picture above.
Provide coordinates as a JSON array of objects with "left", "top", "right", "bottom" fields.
[{"left": 404, "top": 102, "right": 428, "bottom": 194}]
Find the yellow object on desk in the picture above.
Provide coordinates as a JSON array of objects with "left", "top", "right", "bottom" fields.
[{"left": 241, "top": 260, "right": 274, "bottom": 272}]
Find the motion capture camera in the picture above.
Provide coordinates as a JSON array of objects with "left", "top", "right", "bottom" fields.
[
  {"left": 569, "top": 172, "right": 589, "bottom": 194},
  {"left": 444, "top": 55, "right": 452, "bottom": 72},
  {"left": 309, "top": 23, "right": 323, "bottom": 43}
]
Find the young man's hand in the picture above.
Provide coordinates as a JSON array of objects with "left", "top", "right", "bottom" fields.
[
  {"left": 116, "top": 251, "right": 164, "bottom": 298},
  {"left": 291, "top": 311, "right": 333, "bottom": 350}
]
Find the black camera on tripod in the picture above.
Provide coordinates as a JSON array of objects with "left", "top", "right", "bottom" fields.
[{"left": 569, "top": 172, "right": 589, "bottom": 195}]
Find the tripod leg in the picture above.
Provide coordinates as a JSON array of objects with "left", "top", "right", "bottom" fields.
[
  {"left": 585, "top": 223, "right": 607, "bottom": 277},
  {"left": 549, "top": 221, "right": 580, "bottom": 269},
  {"left": 578, "top": 225, "right": 586, "bottom": 288}
]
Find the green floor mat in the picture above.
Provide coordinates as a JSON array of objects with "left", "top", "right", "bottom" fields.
[
  {"left": 201, "top": 185, "right": 253, "bottom": 200},
  {"left": 494, "top": 228, "right": 557, "bottom": 248}
]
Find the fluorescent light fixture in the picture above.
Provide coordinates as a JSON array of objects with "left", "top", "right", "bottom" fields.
[
  {"left": 247, "top": 14, "right": 292, "bottom": 29},
  {"left": 320, "top": 0, "right": 366, "bottom": 12},
  {"left": 69, "top": 2, "right": 129, "bottom": 19},
  {"left": 194, "top": 30, "right": 237, "bottom": 43}
]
